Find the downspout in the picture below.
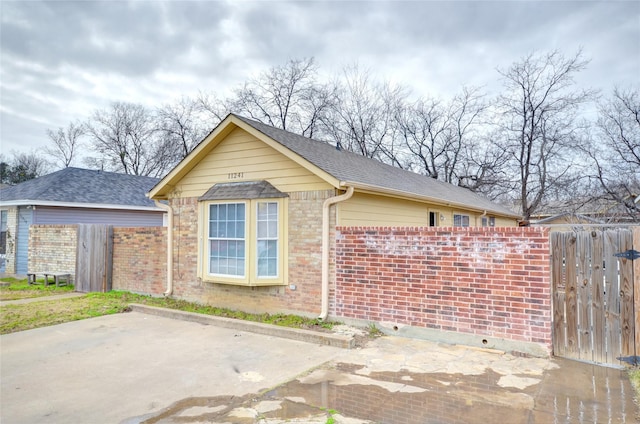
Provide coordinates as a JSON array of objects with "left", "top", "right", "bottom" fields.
[
  {"left": 319, "top": 186, "right": 354, "bottom": 320},
  {"left": 154, "top": 200, "right": 174, "bottom": 296}
]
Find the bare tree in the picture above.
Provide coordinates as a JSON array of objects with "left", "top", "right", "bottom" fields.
[
  {"left": 228, "top": 57, "right": 336, "bottom": 138},
  {"left": 588, "top": 86, "right": 640, "bottom": 221},
  {"left": 156, "top": 96, "right": 209, "bottom": 159},
  {"left": 495, "top": 50, "right": 595, "bottom": 221},
  {"left": 196, "top": 90, "right": 229, "bottom": 128},
  {"left": 85, "top": 102, "right": 174, "bottom": 177},
  {"left": 397, "top": 96, "right": 450, "bottom": 178},
  {"left": 323, "top": 64, "right": 408, "bottom": 165},
  {"left": 397, "top": 86, "right": 495, "bottom": 190},
  {"left": 45, "top": 120, "right": 85, "bottom": 168}
]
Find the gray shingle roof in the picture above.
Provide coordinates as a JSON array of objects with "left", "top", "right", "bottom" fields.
[
  {"left": 233, "top": 114, "right": 519, "bottom": 217},
  {"left": 0, "top": 167, "right": 160, "bottom": 208},
  {"left": 199, "top": 181, "right": 288, "bottom": 201}
]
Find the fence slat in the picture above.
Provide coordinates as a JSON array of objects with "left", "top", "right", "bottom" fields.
[
  {"left": 591, "top": 231, "right": 605, "bottom": 363},
  {"left": 604, "top": 230, "right": 621, "bottom": 364},
  {"left": 576, "top": 231, "right": 592, "bottom": 361},
  {"left": 551, "top": 232, "right": 566, "bottom": 356},
  {"left": 565, "top": 234, "right": 579, "bottom": 356},
  {"left": 619, "top": 230, "right": 635, "bottom": 358}
]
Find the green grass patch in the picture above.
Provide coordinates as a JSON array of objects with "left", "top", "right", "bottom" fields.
[
  {"left": 629, "top": 368, "right": 640, "bottom": 408},
  {"left": 0, "top": 278, "right": 74, "bottom": 300},
  {"left": 1, "top": 279, "right": 337, "bottom": 335}
]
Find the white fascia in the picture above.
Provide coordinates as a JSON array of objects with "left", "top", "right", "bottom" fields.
[{"left": 0, "top": 200, "right": 163, "bottom": 212}]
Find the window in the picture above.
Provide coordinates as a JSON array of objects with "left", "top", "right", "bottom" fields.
[
  {"left": 256, "top": 202, "right": 279, "bottom": 277},
  {"left": 481, "top": 216, "right": 496, "bottom": 227},
  {"left": 201, "top": 201, "right": 286, "bottom": 285},
  {"left": 199, "top": 181, "right": 287, "bottom": 286},
  {"left": 208, "top": 203, "right": 246, "bottom": 277},
  {"left": 429, "top": 211, "right": 439, "bottom": 227},
  {"left": 453, "top": 214, "right": 470, "bottom": 227}
]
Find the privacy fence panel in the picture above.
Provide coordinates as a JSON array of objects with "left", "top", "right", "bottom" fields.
[
  {"left": 551, "top": 228, "right": 636, "bottom": 367},
  {"left": 75, "top": 224, "right": 113, "bottom": 293}
]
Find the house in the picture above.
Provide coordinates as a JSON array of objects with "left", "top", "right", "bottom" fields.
[
  {"left": 148, "top": 113, "right": 520, "bottom": 317},
  {"left": 531, "top": 212, "right": 604, "bottom": 231},
  {"left": 0, "top": 167, "right": 163, "bottom": 274}
]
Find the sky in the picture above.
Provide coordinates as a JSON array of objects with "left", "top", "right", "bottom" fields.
[{"left": 1, "top": 0, "right": 639, "bottom": 161}]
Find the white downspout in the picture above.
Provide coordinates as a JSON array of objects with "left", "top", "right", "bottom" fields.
[
  {"left": 154, "top": 200, "right": 174, "bottom": 296},
  {"left": 319, "top": 186, "right": 354, "bottom": 320}
]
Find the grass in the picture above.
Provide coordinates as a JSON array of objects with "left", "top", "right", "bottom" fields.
[
  {"left": 0, "top": 278, "right": 335, "bottom": 335},
  {"left": 0, "top": 277, "right": 74, "bottom": 300},
  {"left": 630, "top": 368, "right": 640, "bottom": 410}
]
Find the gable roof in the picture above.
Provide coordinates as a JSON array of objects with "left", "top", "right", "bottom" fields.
[
  {"left": 150, "top": 114, "right": 520, "bottom": 218},
  {"left": 0, "top": 167, "right": 161, "bottom": 211}
]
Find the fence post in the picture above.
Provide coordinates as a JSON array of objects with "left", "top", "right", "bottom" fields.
[{"left": 634, "top": 227, "right": 640, "bottom": 357}]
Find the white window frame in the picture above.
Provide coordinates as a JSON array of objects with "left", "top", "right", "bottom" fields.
[
  {"left": 207, "top": 202, "right": 247, "bottom": 279},
  {"left": 199, "top": 198, "right": 287, "bottom": 286}
]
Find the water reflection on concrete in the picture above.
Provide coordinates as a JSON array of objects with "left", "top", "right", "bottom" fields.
[{"left": 137, "top": 357, "right": 637, "bottom": 424}]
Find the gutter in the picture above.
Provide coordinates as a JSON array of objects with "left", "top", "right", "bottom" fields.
[
  {"left": 319, "top": 186, "right": 354, "bottom": 320},
  {"left": 154, "top": 200, "right": 174, "bottom": 296},
  {"left": 343, "top": 181, "right": 521, "bottom": 219}
]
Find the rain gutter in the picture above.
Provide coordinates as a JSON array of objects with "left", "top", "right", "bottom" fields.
[
  {"left": 319, "top": 186, "right": 354, "bottom": 320},
  {"left": 154, "top": 200, "right": 174, "bottom": 296}
]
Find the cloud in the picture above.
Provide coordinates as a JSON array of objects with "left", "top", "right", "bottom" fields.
[{"left": 0, "top": 0, "right": 638, "bottom": 159}]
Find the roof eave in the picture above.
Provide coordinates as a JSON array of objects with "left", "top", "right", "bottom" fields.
[
  {"left": 148, "top": 114, "right": 342, "bottom": 200},
  {"left": 341, "top": 181, "right": 521, "bottom": 219},
  {"left": 0, "top": 200, "right": 164, "bottom": 212}
]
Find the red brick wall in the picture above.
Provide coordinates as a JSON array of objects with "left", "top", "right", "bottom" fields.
[
  {"left": 334, "top": 227, "right": 551, "bottom": 350},
  {"left": 112, "top": 227, "right": 166, "bottom": 295}
]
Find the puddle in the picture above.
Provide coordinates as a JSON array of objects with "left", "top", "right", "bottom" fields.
[{"left": 128, "top": 359, "right": 638, "bottom": 423}]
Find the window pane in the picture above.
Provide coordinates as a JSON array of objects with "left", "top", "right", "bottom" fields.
[
  {"left": 208, "top": 203, "right": 245, "bottom": 277},
  {"left": 257, "top": 240, "right": 277, "bottom": 277},
  {"left": 257, "top": 202, "right": 278, "bottom": 278},
  {"left": 268, "top": 221, "right": 277, "bottom": 238},
  {"left": 454, "top": 214, "right": 469, "bottom": 228}
]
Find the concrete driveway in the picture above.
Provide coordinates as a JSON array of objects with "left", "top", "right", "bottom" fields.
[
  {"left": 1, "top": 309, "right": 638, "bottom": 423},
  {"left": 0, "top": 312, "right": 343, "bottom": 423}
]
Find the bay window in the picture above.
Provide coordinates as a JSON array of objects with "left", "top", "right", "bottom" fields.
[{"left": 199, "top": 181, "right": 287, "bottom": 286}]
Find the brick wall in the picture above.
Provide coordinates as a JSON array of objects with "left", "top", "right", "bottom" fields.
[
  {"left": 334, "top": 227, "right": 551, "bottom": 353},
  {"left": 170, "top": 191, "right": 332, "bottom": 316},
  {"left": 29, "top": 225, "right": 77, "bottom": 281},
  {"left": 112, "top": 227, "right": 166, "bottom": 295}
]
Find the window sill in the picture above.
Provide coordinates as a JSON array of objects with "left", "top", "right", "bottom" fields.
[{"left": 202, "top": 277, "right": 286, "bottom": 287}]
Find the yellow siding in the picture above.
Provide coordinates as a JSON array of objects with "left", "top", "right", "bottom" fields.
[
  {"left": 339, "top": 193, "right": 430, "bottom": 226},
  {"left": 172, "top": 128, "right": 332, "bottom": 198},
  {"left": 338, "top": 192, "right": 519, "bottom": 227}
]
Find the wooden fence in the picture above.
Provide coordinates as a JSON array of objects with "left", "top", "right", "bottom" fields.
[{"left": 551, "top": 228, "right": 637, "bottom": 367}]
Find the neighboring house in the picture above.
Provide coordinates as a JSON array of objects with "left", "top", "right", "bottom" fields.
[
  {"left": 530, "top": 195, "right": 640, "bottom": 226},
  {"left": 0, "top": 167, "right": 163, "bottom": 274},
  {"left": 531, "top": 212, "right": 604, "bottom": 231},
  {"left": 148, "top": 113, "right": 521, "bottom": 316}
]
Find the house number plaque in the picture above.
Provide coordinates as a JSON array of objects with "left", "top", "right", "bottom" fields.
[{"left": 228, "top": 172, "right": 244, "bottom": 179}]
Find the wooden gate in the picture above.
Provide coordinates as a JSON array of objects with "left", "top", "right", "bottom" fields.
[
  {"left": 75, "top": 224, "right": 113, "bottom": 293},
  {"left": 551, "top": 228, "right": 637, "bottom": 367}
]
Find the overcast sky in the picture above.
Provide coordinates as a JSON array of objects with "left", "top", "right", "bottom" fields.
[{"left": 1, "top": 0, "right": 638, "bottom": 161}]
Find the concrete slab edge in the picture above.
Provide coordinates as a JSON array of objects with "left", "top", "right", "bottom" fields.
[{"left": 128, "top": 304, "right": 355, "bottom": 349}]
